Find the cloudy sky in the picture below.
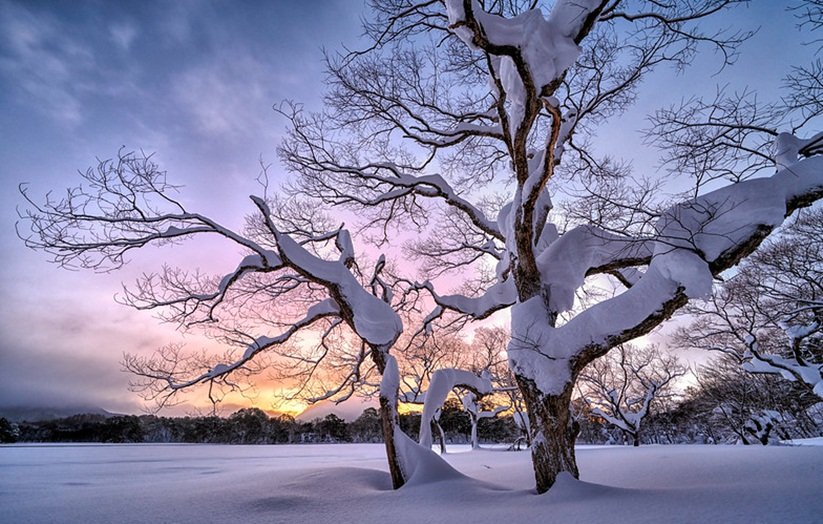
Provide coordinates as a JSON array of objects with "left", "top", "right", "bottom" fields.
[{"left": 0, "top": 1, "right": 814, "bottom": 416}]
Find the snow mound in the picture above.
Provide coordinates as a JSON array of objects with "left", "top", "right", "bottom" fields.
[
  {"left": 394, "top": 431, "right": 466, "bottom": 487},
  {"left": 542, "top": 471, "right": 635, "bottom": 502}
]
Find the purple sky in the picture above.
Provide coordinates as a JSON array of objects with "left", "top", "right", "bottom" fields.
[{"left": 0, "top": 1, "right": 815, "bottom": 416}]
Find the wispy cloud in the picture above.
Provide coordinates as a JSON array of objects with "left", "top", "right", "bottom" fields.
[
  {"left": 0, "top": 2, "right": 92, "bottom": 125},
  {"left": 171, "top": 53, "right": 276, "bottom": 142},
  {"left": 109, "top": 21, "right": 138, "bottom": 51}
]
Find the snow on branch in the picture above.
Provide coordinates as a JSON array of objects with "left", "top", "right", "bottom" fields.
[
  {"left": 279, "top": 108, "right": 502, "bottom": 240},
  {"left": 511, "top": 140, "right": 823, "bottom": 394},
  {"left": 535, "top": 224, "right": 653, "bottom": 314},
  {"left": 417, "top": 277, "right": 517, "bottom": 329},
  {"left": 252, "top": 196, "right": 403, "bottom": 351},
  {"left": 743, "top": 334, "right": 823, "bottom": 399},
  {"left": 444, "top": 0, "right": 605, "bottom": 165}
]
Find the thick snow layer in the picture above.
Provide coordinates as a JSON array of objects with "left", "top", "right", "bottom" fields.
[
  {"left": 445, "top": 0, "right": 593, "bottom": 133},
  {"left": 742, "top": 351, "right": 823, "bottom": 398},
  {"left": 273, "top": 226, "right": 403, "bottom": 349},
  {"left": 510, "top": 153, "right": 823, "bottom": 394},
  {"left": 2, "top": 443, "right": 822, "bottom": 524},
  {"left": 782, "top": 437, "right": 823, "bottom": 446}
]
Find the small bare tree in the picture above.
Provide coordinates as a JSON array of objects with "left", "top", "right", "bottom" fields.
[{"left": 578, "top": 344, "right": 685, "bottom": 446}]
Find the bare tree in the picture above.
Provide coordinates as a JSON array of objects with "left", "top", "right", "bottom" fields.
[
  {"left": 578, "top": 344, "right": 685, "bottom": 446},
  {"left": 278, "top": 0, "right": 823, "bottom": 493}
]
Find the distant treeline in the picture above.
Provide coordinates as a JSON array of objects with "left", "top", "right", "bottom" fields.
[
  {"left": 0, "top": 400, "right": 518, "bottom": 445},
  {"left": 4, "top": 388, "right": 820, "bottom": 447}
]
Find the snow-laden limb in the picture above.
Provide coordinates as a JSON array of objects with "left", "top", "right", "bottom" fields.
[
  {"left": 418, "top": 278, "right": 517, "bottom": 329},
  {"left": 419, "top": 368, "right": 493, "bottom": 449},
  {"left": 356, "top": 167, "right": 503, "bottom": 240},
  {"left": 676, "top": 204, "right": 822, "bottom": 400},
  {"left": 512, "top": 152, "right": 823, "bottom": 395},
  {"left": 278, "top": 119, "right": 504, "bottom": 240},
  {"left": 445, "top": 0, "right": 601, "bottom": 134},
  {"left": 744, "top": 352, "right": 823, "bottom": 398},
  {"left": 252, "top": 196, "right": 403, "bottom": 350},
  {"left": 743, "top": 331, "right": 823, "bottom": 399},
  {"left": 405, "top": 120, "right": 506, "bottom": 148},
  {"left": 535, "top": 224, "right": 653, "bottom": 313}
]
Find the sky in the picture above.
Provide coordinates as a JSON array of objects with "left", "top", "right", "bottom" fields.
[{"left": 0, "top": 0, "right": 816, "bottom": 418}]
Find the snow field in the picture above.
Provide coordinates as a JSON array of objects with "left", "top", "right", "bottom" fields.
[{"left": 1, "top": 443, "right": 821, "bottom": 524}]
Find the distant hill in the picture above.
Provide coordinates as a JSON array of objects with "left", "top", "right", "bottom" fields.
[
  {"left": 0, "top": 405, "right": 119, "bottom": 423},
  {"left": 296, "top": 398, "right": 377, "bottom": 422}
]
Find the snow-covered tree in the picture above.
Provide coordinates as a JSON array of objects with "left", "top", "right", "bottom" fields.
[
  {"left": 676, "top": 208, "right": 823, "bottom": 399},
  {"left": 398, "top": 328, "right": 512, "bottom": 452},
  {"left": 19, "top": 0, "right": 823, "bottom": 493},
  {"left": 418, "top": 367, "right": 494, "bottom": 449},
  {"left": 277, "top": 0, "right": 823, "bottom": 492},
  {"left": 578, "top": 344, "right": 685, "bottom": 446},
  {"left": 397, "top": 335, "right": 467, "bottom": 452},
  {"left": 18, "top": 152, "right": 431, "bottom": 488},
  {"left": 687, "top": 356, "right": 815, "bottom": 445},
  {"left": 461, "top": 391, "right": 508, "bottom": 448}
]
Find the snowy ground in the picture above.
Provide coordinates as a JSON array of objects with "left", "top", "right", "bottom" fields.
[{"left": 1, "top": 443, "right": 821, "bottom": 523}]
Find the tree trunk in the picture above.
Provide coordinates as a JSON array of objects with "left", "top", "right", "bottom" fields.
[
  {"left": 436, "top": 421, "right": 447, "bottom": 454},
  {"left": 632, "top": 432, "right": 640, "bottom": 447},
  {"left": 516, "top": 376, "right": 579, "bottom": 494},
  {"left": 378, "top": 394, "right": 405, "bottom": 489},
  {"left": 371, "top": 347, "right": 406, "bottom": 489},
  {"left": 470, "top": 416, "right": 479, "bottom": 449}
]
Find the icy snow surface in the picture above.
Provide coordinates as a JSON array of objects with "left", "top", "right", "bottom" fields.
[{"left": 2, "top": 443, "right": 822, "bottom": 523}]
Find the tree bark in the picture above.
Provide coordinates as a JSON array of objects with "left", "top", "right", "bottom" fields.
[
  {"left": 371, "top": 347, "right": 406, "bottom": 489},
  {"left": 436, "top": 421, "right": 447, "bottom": 454},
  {"left": 632, "top": 433, "right": 640, "bottom": 447},
  {"left": 470, "top": 415, "right": 479, "bottom": 449},
  {"left": 378, "top": 393, "right": 405, "bottom": 488},
  {"left": 516, "top": 376, "right": 580, "bottom": 494}
]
